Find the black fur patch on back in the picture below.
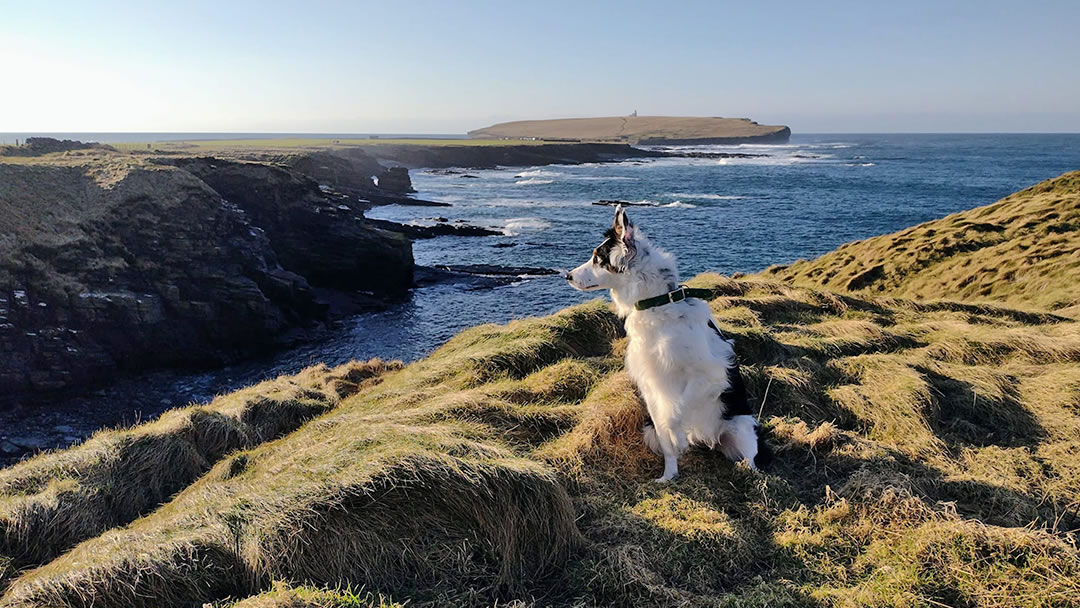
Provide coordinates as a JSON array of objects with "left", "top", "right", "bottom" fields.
[{"left": 720, "top": 361, "right": 752, "bottom": 420}]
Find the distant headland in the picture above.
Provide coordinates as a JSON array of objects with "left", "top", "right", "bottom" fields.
[{"left": 468, "top": 115, "right": 791, "bottom": 145}]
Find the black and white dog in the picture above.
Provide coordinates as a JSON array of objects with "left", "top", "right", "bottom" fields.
[{"left": 566, "top": 206, "right": 771, "bottom": 482}]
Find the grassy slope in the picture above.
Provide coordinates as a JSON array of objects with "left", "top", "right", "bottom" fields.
[
  {"left": 2, "top": 275, "right": 1079, "bottom": 607},
  {"left": 468, "top": 116, "right": 789, "bottom": 142},
  {"left": 0, "top": 360, "right": 400, "bottom": 593},
  {"left": 764, "top": 170, "right": 1080, "bottom": 313}
]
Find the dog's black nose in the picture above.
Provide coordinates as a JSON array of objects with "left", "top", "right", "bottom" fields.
[{"left": 564, "top": 272, "right": 573, "bottom": 282}]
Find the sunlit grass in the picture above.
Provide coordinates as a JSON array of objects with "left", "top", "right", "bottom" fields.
[{"left": 766, "top": 170, "right": 1080, "bottom": 313}]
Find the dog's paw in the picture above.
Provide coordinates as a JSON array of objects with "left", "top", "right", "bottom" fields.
[{"left": 653, "top": 474, "right": 677, "bottom": 484}]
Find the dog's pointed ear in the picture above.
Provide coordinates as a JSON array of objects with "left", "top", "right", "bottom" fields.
[{"left": 613, "top": 205, "right": 634, "bottom": 247}]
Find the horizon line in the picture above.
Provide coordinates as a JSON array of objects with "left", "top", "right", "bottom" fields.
[{"left": 3, "top": 131, "right": 1080, "bottom": 136}]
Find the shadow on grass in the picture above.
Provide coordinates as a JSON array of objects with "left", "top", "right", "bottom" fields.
[{"left": 918, "top": 367, "right": 1046, "bottom": 449}]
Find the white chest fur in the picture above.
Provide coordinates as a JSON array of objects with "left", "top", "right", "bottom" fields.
[{"left": 621, "top": 299, "right": 757, "bottom": 481}]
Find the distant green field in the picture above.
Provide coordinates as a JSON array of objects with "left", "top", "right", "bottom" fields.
[{"left": 111, "top": 137, "right": 551, "bottom": 152}]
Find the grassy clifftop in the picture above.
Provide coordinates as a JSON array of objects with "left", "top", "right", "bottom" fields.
[
  {"left": 3, "top": 272, "right": 1079, "bottom": 607},
  {"left": 765, "top": 170, "right": 1080, "bottom": 313}
]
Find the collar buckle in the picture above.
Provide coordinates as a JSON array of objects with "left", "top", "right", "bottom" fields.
[{"left": 668, "top": 287, "right": 686, "bottom": 304}]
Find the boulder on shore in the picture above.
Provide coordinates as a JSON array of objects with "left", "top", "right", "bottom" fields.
[{"left": 375, "top": 166, "right": 416, "bottom": 193}]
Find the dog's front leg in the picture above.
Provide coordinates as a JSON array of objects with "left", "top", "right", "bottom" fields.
[{"left": 652, "top": 416, "right": 686, "bottom": 483}]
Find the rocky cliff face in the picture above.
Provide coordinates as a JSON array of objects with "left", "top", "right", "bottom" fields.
[
  {"left": 167, "top": 158, "right": 413, "bottom": 293},
  {"left": 0, "top": 156, "right": 413, "bottom": 396},
  {"left": 375, "top": 166, "right": 415, "bottom": 193},
  {"left": 353, "top": 142, "right": 665, "bottom": 169},
  {"left": 283, "top": 149, "right": 383, "bottom": 193},
  {"left": 0, "top": 161, "right": 321, "bottom": 393}
]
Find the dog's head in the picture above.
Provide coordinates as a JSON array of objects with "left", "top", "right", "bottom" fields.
[{"left": 565, "top": 205, "right": 638, "bottom": 291}]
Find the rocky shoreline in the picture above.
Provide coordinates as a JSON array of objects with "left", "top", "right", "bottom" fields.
[
  {"left": 352, "top": 142, "right": 666, "bottom": 169},
  {"left": 0, "top": 138, "right": 669, "bottom": 462},
  {"left": 0, "top": 154, "right": 414, "bottom": 398}
]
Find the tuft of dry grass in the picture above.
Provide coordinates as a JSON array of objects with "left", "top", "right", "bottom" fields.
[{"left": 766, "top": 170, "right": 1080, "bottom": 312}]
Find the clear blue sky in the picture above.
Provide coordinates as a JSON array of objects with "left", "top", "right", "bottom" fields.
[{"left": 2, "top": 0, "right": 1078, "bottom": 133}]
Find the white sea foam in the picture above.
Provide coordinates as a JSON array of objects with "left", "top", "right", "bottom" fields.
[
  {"left": 503, "top": 217, "right": 552, "bottom": 235},
  {"left": 664, "top": 193, "right": 745, "bottom": 200},
  {"left": 662, "top": 201, "right": 698, "bottom": 208},
  {"left": 514, "top": 178, "right": 554, "bottom": 185},
  {"left": 514, "top": 168, "right": 562, "bottom": 178}
]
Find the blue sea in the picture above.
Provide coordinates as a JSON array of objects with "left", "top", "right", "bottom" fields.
[
  {"left": 5, "top": 134, "right": 1080, "bottom": 446},
  {"left": 344, "top": 133, "right": 1080, "bottom": 362}
]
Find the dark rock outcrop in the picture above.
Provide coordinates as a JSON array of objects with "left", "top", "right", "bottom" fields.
[
  {"left": 353, "top": 190, "right": 450, "bottom": 207},
  {"left": 355, "top": 142, "right": 665, "bottom": 169},
  {"left": 285, "top": 149, "right": 382, "bottom": 192},
  {"left": 413, "top": 264, "right": 558, "bottom": 289},
  {"left": 365, "top": 218, "right": 500, "bottom": 239},
  {"left": 375, "top": 167, "right": 415, "bottom": 193},
  {"left": 436, "top": 264, "right": 558, "bottom": 276},
  {"left": 637, "top": 126, "right": 792, "bottom": 145},
  {"left": 0, "top": 162, "right": 320, "bottom": 394},
  {"left": 167, "top": 158, "right": 413, "bottom": 294},
  {"left": 661, "top": 150, "right": 767, "bottom": 159},
  {"left": 593, "top": 199, "right": 658, "bottom": 207}
]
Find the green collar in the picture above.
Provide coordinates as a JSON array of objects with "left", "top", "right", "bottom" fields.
[{"left": 634, "top": 285, "right": 714, "bottom": 311}]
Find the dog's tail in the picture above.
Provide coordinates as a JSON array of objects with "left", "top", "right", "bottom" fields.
[
  {"left": 642, "top": 421, "right": 663, "bottom": 455},
  {"left": 754, "top": 422, "right": 775, "bottom": 469}
]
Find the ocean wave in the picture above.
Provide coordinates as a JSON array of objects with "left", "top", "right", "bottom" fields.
[
  {"left": 847, "top": 162, "right": 875, "bottom": 167},
  {"left": 503, "top": 217, "right": 552, "bottom": 235},
  {"left": 514, "top": 169, "right": 563, "bottom": 178},
  {"left": 662, "top": 201, "right": 698, "bottom": 208},
  {"left": 664, "top": 193, "right": 745, "bottom": 200},
  {"left": 514, "top": 178, "right": 554, "bottom": 185}
]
